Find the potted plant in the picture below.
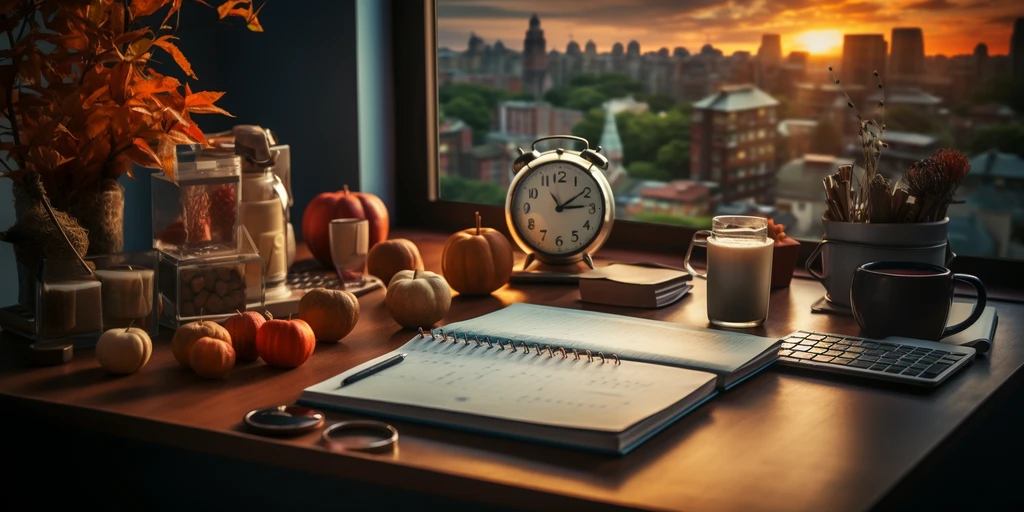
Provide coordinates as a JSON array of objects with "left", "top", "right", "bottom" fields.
[
  {"left": 0, "top": 1, "right": 264, "bottom": 309},
  {"left": 768, "top": 218, "right": 799, "bottom": 289},
  {"left": 805, "top": 68, "right": 970, "bottom": 309}
]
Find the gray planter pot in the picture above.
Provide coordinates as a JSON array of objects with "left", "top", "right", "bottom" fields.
[{"left": 806, "top": 216, "right": 952, "bottom": 307}]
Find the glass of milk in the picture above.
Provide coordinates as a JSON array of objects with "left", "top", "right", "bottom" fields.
[{"left": 684, "top": 216, "right": 774, "bottom": 328}]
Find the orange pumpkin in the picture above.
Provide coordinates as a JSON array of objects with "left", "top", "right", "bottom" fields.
[
  {"left": 256, "top": 314, "right": 316, "bottom": 368},
  {"left": 190, "top": 337, "right": 236, "bottom": 379},
  {"left": 298, "top": 288, "right": 360, "bottom": 341},
  {"left": 171, "top": 319, "right": 231, "bottom": 369},
  {"left": 442, "top": 211, "right": 514, "bottom": 295},
  {"left": 222, "top": 310, "right": 266, "bottom": 362},
  {"left": 367, "top": 238, "right": 424, "bottom": 285},
  {"left": 302, "top": 185, "right": 389, "bottom": 268}
]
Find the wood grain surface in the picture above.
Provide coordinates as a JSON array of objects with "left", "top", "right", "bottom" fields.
[{"left": 1, "top": 229, "right": 1021, "bottom": 512}]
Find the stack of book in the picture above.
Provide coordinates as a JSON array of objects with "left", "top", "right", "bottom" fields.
[{"left": 578, "top": 263, "right": 693, "bottom": 309}]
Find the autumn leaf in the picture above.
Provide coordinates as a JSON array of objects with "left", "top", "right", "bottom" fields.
[
  {"left": 185, "top": 90, "right": 233, "bottom": 116},
  {"left": 153, "top": 36, "right": 196, "bottom": 80},
  {"left": 130, "top": 0, "right": 169, "bottom": 19},
  {"left": 216, "top": 0, "right": 249, "bottom": 19}
]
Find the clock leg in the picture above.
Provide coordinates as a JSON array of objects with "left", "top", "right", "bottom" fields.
[
  {"left": 582, "top": 253, "right": 595, "bottom": 270},
  {"left": 521, "top": 252, "right": 536, "bottom": 271}
]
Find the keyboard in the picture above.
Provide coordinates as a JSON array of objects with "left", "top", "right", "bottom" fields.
[{"left": 777, "top": 330, "right": 976, "bottom": 387}]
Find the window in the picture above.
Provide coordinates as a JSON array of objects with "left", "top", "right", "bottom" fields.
[{"left": 399, "top": 0, "right": 1024, "bottom": 267}]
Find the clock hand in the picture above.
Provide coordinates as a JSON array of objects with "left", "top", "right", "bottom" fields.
[
  {"left": 551, "top": 191, "right": 567, "bottom": 213},
  {"left": 557, "top": 189, "right": 588, "bottom": 209},
  {"left": 561, "top": 205, "right": 585, "bottom": 209}
]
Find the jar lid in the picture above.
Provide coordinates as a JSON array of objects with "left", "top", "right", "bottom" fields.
[{"left": 176, "top": 154, "right": 241, "bottom": 181}]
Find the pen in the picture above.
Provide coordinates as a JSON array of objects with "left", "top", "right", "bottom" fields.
[{"left": 342, "top": 353, "right": 407, "bottom": 387}]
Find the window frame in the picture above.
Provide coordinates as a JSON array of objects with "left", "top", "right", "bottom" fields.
[{"left": 390, "top": 0, "right": 1023, "bottom": 292}]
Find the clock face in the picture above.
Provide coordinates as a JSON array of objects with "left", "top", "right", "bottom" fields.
[{"left": 510, "top": 162, "right": 605, "bottom": 257}]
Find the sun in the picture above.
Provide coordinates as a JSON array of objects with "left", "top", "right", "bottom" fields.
[{"left": 794, "top": 29, "right": 843, "bottom": 55}]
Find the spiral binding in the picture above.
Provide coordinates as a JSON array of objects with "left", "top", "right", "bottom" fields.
[{"left": 418, "top": 328, "right": 620, "bottom": 365}]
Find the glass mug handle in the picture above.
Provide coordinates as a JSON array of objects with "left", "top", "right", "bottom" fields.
[{"left": 683, "top": 230, "right": 712, "bottom": 280}]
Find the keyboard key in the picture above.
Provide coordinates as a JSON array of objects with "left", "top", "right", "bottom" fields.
[
  {"left": 878, "top": 358, "right": 899, "bottom": 365},
  {"left": 946, "top": 353, "right": 965, "bottom": 360},
  {"left": 790, "top": 332, "right": 810, "bottom": 338},
  {"left": 939, "top": 357, "right": 959, "bottom": 365},
  {"left": 857, "top": 355, "right": 879, "bottom": 362},
  {"left": 815, "top": 341, "right": 833, "bottom": 348},
  {"left": 809, "top": 347, "right": 827, "bottom": 354},
  {"left": 884, "top": 366, "right": 905, "bottom": 374},
  {"left": 889, "top": 365, "right": 908, "bottom": 372},
  {"left": 792, "top": 345, "right": 810, "bottom": 352},
  {"left": 878, "top": 342, "right": 898, "bottom": 349},
  {"left": 927, "top": 362, "right": 952, "bottom": 374},
  {"left": 799, "top": 339, "right": 817, "bottom": 346},
  {"left": 833, "top": 357, "right": 854, "bottom": 365},
  {"left": 862, "top": 342, "right": 879, "bottom": 349},
  {"left": 787, "top": 337, "right": 807, "bottom": 343},
  {"left": 792, "top": 352, "right": 815, "bottom": 360},
  {"left": 846, "top": 339, "right": 863, "bottom": 346},
  {"left": 869, "top": 364, "right": 889, "bottom": 371},
  {"left": 807, "top": 335, "right": 826, "bottom": 341},
  {"left": 850, "top": 360, "right": 873, "bottom": 369},
  {"left": 845, "top": 346, "right": 864, "bottom": 353},
  {"left": 779, "top": 349, "right": 794, "bottom": 357},
  {"left": 813, "top": 355, "right": 834, "bottom": 363},
  {"left": 902, "top": 368, "right": 922, "bottom": 377},
  {"left": 920, "top": 371, "right": 940, "bottom": 379},
  {"left": 833, "top": 343, "right": 850, "bottom": 350},
  {"left": 825, "top": 336, "right": 844, "bottom": 343},
  {"left": 864, "top": 349, "right": 886, "bottom": 356},
  {"left": 932, "top": 350, "right": 949, "bottom": 356},
  {"left": 781, "top": 343, "right": 795, "bottom": 349},
  {"left": 824, "top": 350, "right": 844, "bottom": 357},
  {"left": 921, "top": 357, "right": 938, "bottom": 364}
]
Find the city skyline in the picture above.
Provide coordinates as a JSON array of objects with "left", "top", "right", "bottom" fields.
[{"left": 438, "top": 0, "right": 1023, "bottom": 56}]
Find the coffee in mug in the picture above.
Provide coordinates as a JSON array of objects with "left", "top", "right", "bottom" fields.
[
  {"left": 850, "top": 261, "right": 987, "bottom": 341},
  {"left": 684, "top": 216, "right": 774, "bottom": 328}
]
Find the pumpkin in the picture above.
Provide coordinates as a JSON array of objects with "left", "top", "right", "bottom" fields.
[
  {"left": 256, "top": 314, "right": 317, "bottom": 368},
  {"left": 386, "top": 270, "right": 452, "bottom": 328},
  {"left": 442, "top": 211, "right": 514, "bottom": 296},
  {"left": 298, "top": 288, "right": 360, "bottom": 341},
  {"left": 172, "top": 319, "right": 231, "bottom": 369},
  {"left": 222, "top": 310, "right": 265, "bottom": 362},
  {"left": 190, "top": 337, "right": 236, "bottom": 379},
  {"left": 95, "top": 326, "right": 152, "bottom": 375},
  {"left": 302, "top": 185, "right": 389, "bottom": 267},
  {"left": 367, "top": 238, "right": 424, "bottom": 285}
]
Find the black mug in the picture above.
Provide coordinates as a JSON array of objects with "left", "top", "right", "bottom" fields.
[{"left": 850, "top": 261, "right": 987, "bottom": 341}]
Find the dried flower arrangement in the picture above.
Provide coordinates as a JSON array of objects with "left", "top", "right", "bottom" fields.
[
  {"left": 821, "top": 68, "right": 970, "bottom": 224},
  {"left": 0, "top": 0, "right": 263, "bottom": 199},
  {"left": 767, "top": 217, "right": 788, "bottom": 243}
]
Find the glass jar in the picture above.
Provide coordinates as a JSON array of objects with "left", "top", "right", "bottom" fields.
[{"left": 151, "top": 153, "right": 242, "bottom": 255}]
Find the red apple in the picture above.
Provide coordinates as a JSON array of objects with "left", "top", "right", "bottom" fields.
[
  {"left": 222, "top": 310, "right": 266, "bottom": 362},
  {"left": 302, "top": 185, "right": 389, "bottom": 267}
]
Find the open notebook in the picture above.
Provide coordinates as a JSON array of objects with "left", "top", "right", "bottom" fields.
[{"left": 300, "top": 303, "right": 779, "bottom": 454}]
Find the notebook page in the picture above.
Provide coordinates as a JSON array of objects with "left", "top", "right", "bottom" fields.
[
  {"left": 305, "top": 335, "right": 716, "bottom": 432},
  {"left": 441, "top": 303, "right": 776, "bottom": 374}
]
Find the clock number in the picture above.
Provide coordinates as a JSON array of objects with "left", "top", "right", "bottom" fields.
[
  {"left": 528, "top": 188, "right": 538, "bottom": 199},
  {"left": 540, "top": 229, "right": 547, "bottom": 241},
  {"left": 583, "top": 220, "right": 591, "bottom": 230},
  {"left": 555, "top": 236, "right": 563, "bottom": 247},
  {"left": 571, "top": 230, "right": 579, "bottom": 243},
  {"left": 523, "top": 202, "right": 531, "bottom": 214},
  {"left": 555, "top": 171, "right": 566, "bottom": 183},
  {"left": 528, "top": 218, "right": 535, "bottom": 230},
  {"left": 574, "top": 176, "right": 578, "bottom": 186},
  {"left": 589, "top": 203, "right": 596, "bottom": 214},
  {"left": 541, "top": 175, "right": 550, "bottom": 187},
  {"left": 583, "top": 187, "right": 592, "bottom": 198}
]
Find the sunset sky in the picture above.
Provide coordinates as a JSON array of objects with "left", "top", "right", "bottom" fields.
[{"left": 438, "top": 0, "right": 1024, "bottom": 57}]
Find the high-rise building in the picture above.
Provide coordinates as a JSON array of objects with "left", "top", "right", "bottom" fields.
[
  {"left": 842, "top": 34, "right": 888, "bottom": 85},
  {"left": 598, "top": 103, "right": 627, "bottom": 187},
  {"left": 757, "top": 34, "right": 782, "bottom": 69},
  {"left": 1011, "top": 18, "right": 1024, "bottom": 78},
  {"left": 691, "top": 85, "right": 780, "bottom": 203},
  {"left": 522, "top": 14, "right": 549, "bottom": 98},
  {"left": 889, "top": 28, "right": 924, "bottom": 86}
]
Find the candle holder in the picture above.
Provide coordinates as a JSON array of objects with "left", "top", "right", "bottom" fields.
[
  {"left": 157, "top": 225, "right": 265, "bottom": 329},
  {"left": 34, "top": 249, "right": 160, "bottom": 345}
]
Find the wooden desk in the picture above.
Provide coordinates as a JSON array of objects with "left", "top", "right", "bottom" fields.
[{"left": 2, "top": 230, "right": 1022, "bottom": 511}]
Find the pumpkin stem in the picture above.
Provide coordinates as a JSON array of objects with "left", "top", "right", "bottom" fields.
[
  {"left": 343, "top": 184, "right": 350, "bottom": 195},
  {"left": 475, "top": 211, "right": 481, "bottom": 235},
  {"left": 265, "top": 310, "right": 273, "bottom": 321},
  {"left": 125, "top": 319, "right": 135, "bottom": 333},
  {"left": 199, "top": 308, "right": 204, "bottom": 325},
  {"left": 414, "top": 269, "right": 420, "bottom": 280}
]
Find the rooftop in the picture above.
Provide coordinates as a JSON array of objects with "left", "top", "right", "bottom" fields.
[
  {"left": 969, "top": 150, "right": 1024, "bottom": 180},
  {"left": 693, "top": 85, "right": 779, "bottom": 112},
  {"left": 777, "top": 118, "right": 818, "bottom": 137},
  {"left": 882, "top": 131, "right": 939, "bottom": 147},
  {"left": 640, "top": 180, "right": 711, "bottom": 202},
  {"left": 776, "top": 155, "right": 857, "bottom": 201}
]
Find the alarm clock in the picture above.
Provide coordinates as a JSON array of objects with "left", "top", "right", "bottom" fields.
[{"left": 506, "top": 135, "right": 615, "bottom": 272}]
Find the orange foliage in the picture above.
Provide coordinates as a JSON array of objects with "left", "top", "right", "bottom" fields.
[
  {"left": 1, "top": 0, "right": 265, "bottom": 204},
  {"left": 767, "top": 218, "right": 787, "bottom": 243}
]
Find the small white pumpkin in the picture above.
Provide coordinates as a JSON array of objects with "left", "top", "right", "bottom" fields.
[
  {"left": 386, "top": 270, "right": 452, "bottom": 328},
  {"left": 96, "top": 326, "right": 153, "bottom": 375}
]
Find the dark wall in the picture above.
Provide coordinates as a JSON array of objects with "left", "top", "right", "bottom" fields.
[{"left": 3, "top": 1, "right": 361, "bottom": 305}]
